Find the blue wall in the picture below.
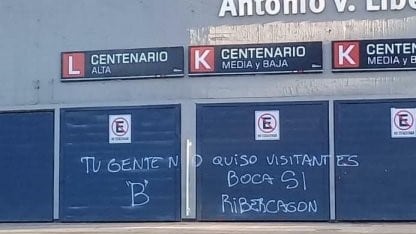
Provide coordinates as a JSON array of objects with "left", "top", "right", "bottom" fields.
[
  {"left": 335, "top": 99, "right": 416, "bottom": 220},
  {"left": 0, "top": 111, "right": 54, "bottom": 221},
  {"left": 60, "top": 105, "right": 181, "bottom": 221},
  {"left": 196, "top": 102, "right": 330, "bottom": 221}
]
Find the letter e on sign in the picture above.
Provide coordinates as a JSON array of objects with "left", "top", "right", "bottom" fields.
[
  {"left": 255, "top": 111, "right": 280, "bottom": 141},
  {"left": 333, "top": 41, "right": 360, "bottom": 69},
  {"left": 62, "top": 53, "right": 85, "bottom": 79},
  {"left": 391, "top": 108, "right": 416, "bottom": 138},
  {"left": 109, "top": 115, "right": 132, "bottom": 144},
  {"left": 189, "top": 47, "right": 215, "bottom": 73}
]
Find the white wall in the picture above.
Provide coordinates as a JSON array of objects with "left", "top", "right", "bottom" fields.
[{"left": 0, "top": 0, "right": 415, "bottom": 108}]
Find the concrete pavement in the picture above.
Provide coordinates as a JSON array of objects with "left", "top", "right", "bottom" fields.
[{"left": 0, "top": 222, "right": 415, "bottom": 234}]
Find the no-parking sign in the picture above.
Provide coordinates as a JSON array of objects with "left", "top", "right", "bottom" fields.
[
  {"left": 109, "top": 115, "right": 132, "bottom": 144},
  {"left": 255, "top": 110, "right": 280, "bottom": 141},
  {"left": 391, "top": 108, "right": 416, "bottom": 138}
]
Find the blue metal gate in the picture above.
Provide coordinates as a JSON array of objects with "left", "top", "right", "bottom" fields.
[
  {"left": 0, "top": 111, "right": 54, "bottom": 222},
  {"left": 196, "top": 102, "right": 330, "bottom": 221},
  {"left": 60, "top": 105, "right": 181, "bottom": 222},
  {"left": 335, "top": 99, "right": 416, "bottom": 220}
]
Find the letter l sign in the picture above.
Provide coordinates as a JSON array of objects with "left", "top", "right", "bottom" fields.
[
  {"left": 62, "top": 52, "right": 85, "bottom": 79},
  {"left": 68, "top": 56, "right": 81, "bottom": 75}
]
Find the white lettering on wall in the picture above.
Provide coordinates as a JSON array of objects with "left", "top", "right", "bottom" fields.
[
  {"left": 126, "top": 180, "right": 150, "bottom": 207},
  {"left": 79, "top": 153, "right": 359, "bottom": 212},
  {"left": 218, "top": 0, "right": 416, "bottom": 17},
  {"left": 219, "top": 0, "right": 326, "bottom": 16},
  {"left": 221, "top": 194, "right": 318, "bottom": 214}
]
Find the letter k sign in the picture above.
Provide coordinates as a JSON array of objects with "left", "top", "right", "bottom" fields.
[
  {"left": 333, "top": 41, "right": 360, "bottom": 69},
  {"left": 62, "top": 52, "right": 85, "bottom": 79},
  {"left": 189, "top": 47, "right": 215, "bottom": 73}
]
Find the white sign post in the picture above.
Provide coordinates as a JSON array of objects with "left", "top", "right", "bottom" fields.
[
  {"left": 391, "top": 108, "right": 416, "bottom": 138},
  {"left": 255, "top": 110, "right": 280, "bottom": 141},
  {"left": 109, "top": 115, "right": 132, "bottom": 144}
]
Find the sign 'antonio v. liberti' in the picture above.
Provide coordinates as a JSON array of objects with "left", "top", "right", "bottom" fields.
[{"left": 219, "top": 0, "right": 416, "bottom": 17}]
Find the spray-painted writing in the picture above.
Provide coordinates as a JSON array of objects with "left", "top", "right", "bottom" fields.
[
  {"left": 126, "top": 180, "right": 150, "bottom": 207},
  {"left": 222, "top": 194, "right": 318, "bottom": 214}
]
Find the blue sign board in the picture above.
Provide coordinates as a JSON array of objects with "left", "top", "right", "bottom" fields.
[
  {"left": 189, "top": 42, "right": 323, "bottom": 76},
  {"left": 61, "top": 47, "right": 184, "bottom": 81},
  {"left": 333, "top": 38, "right": 416, "bottom": 72}
]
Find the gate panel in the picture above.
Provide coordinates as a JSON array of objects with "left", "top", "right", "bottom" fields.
[
  {"left": 60, "top": 105, "right": 181, "bottom": 221},
  {"left": 196, "top": 102, "right": 329, "bottom": 221},
  {"left": 0, "top": 111, "right": 54, "bottom": 221},
  {"left": 335, "top": 99, "right": 416, "bottom": 220}
]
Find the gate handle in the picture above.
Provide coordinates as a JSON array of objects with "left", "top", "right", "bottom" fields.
[{"left": 185, "top": 139, "right": 192, "bottom": 217}]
